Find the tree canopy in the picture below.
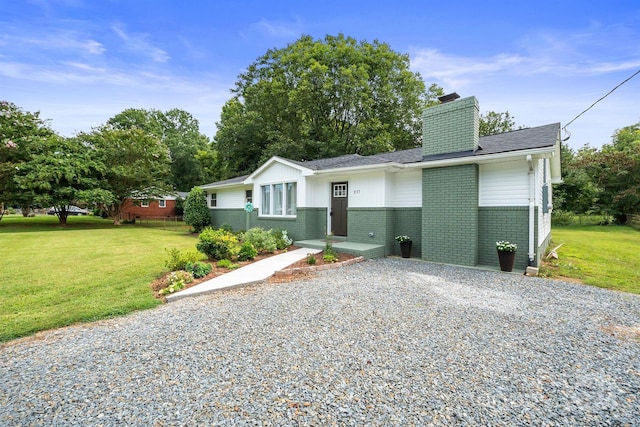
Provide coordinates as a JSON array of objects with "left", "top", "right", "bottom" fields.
[
  {"left": 14, "top": 135, "right": 103, "bottom": 224},
  {"left": 214, "top": 34, "right": 443, "bottom": 178},
  {"left": 555, "top": 121, "right": 640, "bottom": 224},
  {"left": 0, "top": 101, "right": 54, "bottom": 218},
  {"left": 479, "top": 111, "right": 523, "bottom": 136},
  {"left": 77, "top": 125, "right": 172, "bottom": 225},
  {"left": 108, "top": 108, "right": 212, "bottom": 191}
]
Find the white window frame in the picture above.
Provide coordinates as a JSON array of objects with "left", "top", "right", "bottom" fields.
[
  {"left": 259, "top": 181, "right": 296, "bottom": 218},
  {"left": 140, "top": 201, "right": 149, "bottom": 208},
  {"left": 158, "top": 199, "right": 166, "bottom": 208},
  {"left": 210, "top": 193, "right": 217, "bottom": 208}
]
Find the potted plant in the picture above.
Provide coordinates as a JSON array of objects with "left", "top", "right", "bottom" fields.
[
  {"left": 395, "top": 235, "right": 412, "bottom": 258},
  {"left": 496, "top": 241, "right": 517, "bottom": 272}
]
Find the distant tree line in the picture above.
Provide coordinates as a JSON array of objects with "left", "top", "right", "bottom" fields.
[
  {"left": 0, "top": 101, "right": 216, "bottom": 224},
  {"left": 555, "top": 122, "right": 640, "bottom": 224}
]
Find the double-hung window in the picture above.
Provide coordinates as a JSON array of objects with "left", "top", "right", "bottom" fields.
[
  {"left": 210, "top": 193, "right": 217, "bottom": 208},
  {"left": 158, "top": 199, "right": 166, "bottom": 208},
  {"left": 260, "top": 182, "right": 296, "bottom": 217}
]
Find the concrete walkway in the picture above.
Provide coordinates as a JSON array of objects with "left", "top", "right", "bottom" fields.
[{"left": 165, "top": 247, "right": 321, "bottom": 302}]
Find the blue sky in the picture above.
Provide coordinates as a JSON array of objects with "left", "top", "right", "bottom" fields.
[{"left": 1, "top": 1, "right": 639, "bottom": 150}]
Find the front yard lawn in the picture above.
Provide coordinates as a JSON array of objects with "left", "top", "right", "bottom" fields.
[
  {"left": 542, "top": 225, "right": 640, "bottom": 295},
  {"left": 0, "top": 215, "right": 198, "bottom": 342}
]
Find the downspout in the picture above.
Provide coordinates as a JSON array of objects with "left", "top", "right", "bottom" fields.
[{"left": 527, "top": 155, "right": 536, "bottom": 266}]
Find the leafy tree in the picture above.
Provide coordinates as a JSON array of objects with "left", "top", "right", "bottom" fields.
[
  {"left": 215, "top": 34, "right": 443, "bottom": 178},
  {"left": 553, "top": 143, "right": 599, "bottom": 214},
  {"left": 580, "top": 122, "right": 640, "bottom": 224},
  {"left": 78, "top": 125, "right": 172, "bottom": 225},
  {"left": 108, "top": 108, "right": 211, "bottom": 191},
  {"left": 479, "top": 111, "right": 523, "bottom": 136},
  {"left": 183, "top": 186, "right": 210, "bottom": 233},
  {"left": 13, "top": 135, "right": 103, "bottom": 224},
  {"left": 0, "top": 101, "right": 54, "bottom": 219}
]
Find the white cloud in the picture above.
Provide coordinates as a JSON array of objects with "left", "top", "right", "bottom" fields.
[
  {"left": 111, "top": 24, "right": 170, "bottom": 63},
  {"left": 0, "top": 30, "right": 105, "bottom": 56},
  {"left": 252, "top": 18, "right": 303, "bottom": 38}
]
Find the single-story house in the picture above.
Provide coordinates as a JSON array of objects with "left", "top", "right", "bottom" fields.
[
  {"left": 121, "top": 192, "right": 187, "bottom": 220},
  {"left": 201, "top": 95, "right": 561, "bottom": 270}
]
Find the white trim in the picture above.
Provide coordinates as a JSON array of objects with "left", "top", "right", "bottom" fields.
[{"left": 245, "top": 156, "right": 313, "bottom": 183}]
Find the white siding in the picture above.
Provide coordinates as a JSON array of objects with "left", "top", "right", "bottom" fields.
[
  {"left": 479, "top": 160, "right": 529, "bottom": 206},
  {"left": 305, "top": 172, "right": 387, "bottom": 208},
  {"left": 253, "top": 162, "right": 302, "bottom": 184},
  {"left": 387, "top": 170, "right": 422, "bottom": 207},
  {"left": 306, "top": 177, "right": 331, "bottom": 208},
  {"left": 214, "top": 188, "right": 245, "bottom": 209},
  {"left": 349, "top": 172, "right": 386, "bottom": 207}
]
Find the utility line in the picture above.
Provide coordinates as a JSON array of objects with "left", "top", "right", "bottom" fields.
[{"left": 562, "top": 68, "right": 640, "bottom": 141}]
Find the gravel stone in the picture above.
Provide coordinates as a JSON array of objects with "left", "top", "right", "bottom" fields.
[{"left": 1, "top": 258, "right": 639, "bottom": 426}]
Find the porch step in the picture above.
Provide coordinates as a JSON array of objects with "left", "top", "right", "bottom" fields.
[{"left": 295, "top": 239, "right": 385, "bottom": 259}]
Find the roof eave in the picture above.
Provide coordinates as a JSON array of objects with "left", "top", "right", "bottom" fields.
[
  {"left": 200, "top": 181, "right": 250, "bottom": 190},
  {"left": 244, "top": 156, "right": 314, "bottom": 183},
  {"left": 312, "top": 162, "right": 406, "bottom": 175},
  {"left": 406, "top": 145, "right": 559, "bottom": 169}
]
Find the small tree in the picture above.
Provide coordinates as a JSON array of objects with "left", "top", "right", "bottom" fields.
[{"left": 183, "top": 186, "right": 210, "bottom": 232}]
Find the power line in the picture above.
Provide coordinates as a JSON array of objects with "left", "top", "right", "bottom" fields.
[{"left": 562, "top": 68, "right": 640, "bottom": 141}]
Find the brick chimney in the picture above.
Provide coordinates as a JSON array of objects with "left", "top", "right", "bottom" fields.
[{"left": 422, "top": 95, "right": 479, "bottom": 157}]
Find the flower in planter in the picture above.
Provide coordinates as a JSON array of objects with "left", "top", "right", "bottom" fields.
[
  {"left": 395, "top": 235, "right": 412, "bottom": 244},
  {"left": 496, "top": 241, "right": 517, "bottom": 252}
]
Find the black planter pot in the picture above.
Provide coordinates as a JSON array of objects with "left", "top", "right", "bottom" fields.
[
  {"left": 497, "top": 250, "right": 516, "bottom": 272},
  {"left": 400, "top": 241, "right": 412, "bottom": 258}
]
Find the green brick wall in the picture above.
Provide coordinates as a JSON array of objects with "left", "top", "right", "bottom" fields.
[
  {"left": 423, "top": 97, "right": 479, "bottom": 157},
  {"left": 346, "top": 208, "right": 422, "bottom": 257},
  {"left": 422, "top": 164, "right": 478, "bottom": 265},
  {"left": 347, "top": 208, "right": 390, "bottom": 249},
  {"left": 390, "top": 208, "right": 422, "bottom": 257},
  {"left": 210, "top": 207, "right": 327, "bottom": 241},
  {"left": 210, "top": 209, "right": 245, "bottom": 231},
  {"left": 478, "top": 207, "right": 535, "bottom": 269}
]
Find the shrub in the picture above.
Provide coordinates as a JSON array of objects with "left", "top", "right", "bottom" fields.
[
  {"left": 196, "top": 227, "right": 240, "bottom": 260},
  {"left": 323, "top": 241, "right": 338, "bottom": 262},
  {"left": 271, "top": 228, "right": 293, "bottom": 250},
  {"left": 217, "top": 259, "right": 232, "bottom": 268},
  {"left": 165, "top": 248, "right": 203, "bottom": 271},
  {"left": 216, "top": 259, "right": 239, "bottom": 270},
  {"left": 220, "top": 223, "right": 234, "bottom": 233},
  {"left": 238, "top": 241, "right": 258, "bottom": 261},
  {"left": 183, "top": 186, "right": 211, "bottom": 233},
  {"left": 306, "top": 253, "right": 317, "bottom": 265},
  {"left": 323, "top": 251, "right": 338, "bottom": 263},
  {"left": 159, "top": 270, "right": 194, "bottom": 295},
  {"left": 243, "top": 227, "right": 277, "bottom": 254},
  {"left": 185, "top": 261, "right": 212, "bottom": 279}
]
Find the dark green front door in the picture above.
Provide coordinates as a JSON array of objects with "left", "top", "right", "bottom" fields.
[{"left": 331, "top": 182, "right": 348, "bottom": 236}]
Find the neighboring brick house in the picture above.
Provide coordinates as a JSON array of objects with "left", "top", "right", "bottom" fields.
[
  {"left": 121, "top": 192, "right": 187, "bottom": 220},
  {"left": 200, "top": 95, "right": 561, "bottom": 270}
]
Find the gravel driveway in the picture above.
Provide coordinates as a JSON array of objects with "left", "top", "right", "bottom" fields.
[{"left": 2, "top": 258, "right": 639, "bottom": 426}]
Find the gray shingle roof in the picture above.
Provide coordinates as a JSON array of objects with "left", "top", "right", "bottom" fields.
[
  {"left": 423, "top": 122, "right": 560, "bottom": 161},
  {"left": 202, "top": 123, "right": 559, "bottom": 186},
  {"left": 201, "top": 174, "right": 248, "bottom": 188}
]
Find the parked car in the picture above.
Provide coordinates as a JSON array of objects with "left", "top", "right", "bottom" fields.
[{"left": 47, "top": 206, "right": 90, "bottom": 216}]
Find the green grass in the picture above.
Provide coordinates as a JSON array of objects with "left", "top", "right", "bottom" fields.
[
  {"left": 542, "top": 225, "right": 640, "bottom": 294},
  {"left": 0, "top": 215, "right": 200, "bottom": 342}
]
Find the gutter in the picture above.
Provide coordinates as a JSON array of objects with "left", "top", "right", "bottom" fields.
[{"left": 527, "top": 155, "right": 536, "bottom": 266}]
